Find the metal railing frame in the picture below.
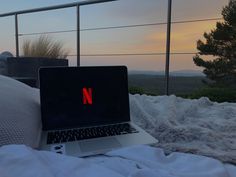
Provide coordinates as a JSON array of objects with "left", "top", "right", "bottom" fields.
[
  {"left": 165, "top": 0, "right": 172, "bottom": 95},
  {"left": 0, "top": 0, "right": 172, "bottom": 95}
]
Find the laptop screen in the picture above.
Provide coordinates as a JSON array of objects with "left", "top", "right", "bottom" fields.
[{"left": 39, "top": 66, "right": 130, "bottom": 130}]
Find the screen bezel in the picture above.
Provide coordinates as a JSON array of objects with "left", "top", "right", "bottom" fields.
[{"left": 39, "top": 66, "right": 130, "bottom": 131}]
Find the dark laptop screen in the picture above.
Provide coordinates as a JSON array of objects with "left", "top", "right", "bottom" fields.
[{"left": 39, "top": 66, "right": 130, "bottom": 130}]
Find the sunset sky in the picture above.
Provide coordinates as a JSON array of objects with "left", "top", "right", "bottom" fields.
[{"left": 0, "top": 0, "right": 229, "bottom": 71}]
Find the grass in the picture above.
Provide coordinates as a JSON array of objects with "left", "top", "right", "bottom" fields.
[{"left": 22, "top": 35, "right": 69, "bottom": 59}]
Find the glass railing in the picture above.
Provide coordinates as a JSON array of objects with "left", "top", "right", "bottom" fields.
[{"left": 0, "top": 0, "right": 232, "bottom": 102}]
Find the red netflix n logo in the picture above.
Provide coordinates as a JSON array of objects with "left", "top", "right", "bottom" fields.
[{"left": 82, "top": 87, "right": 93, "bottom": 105}]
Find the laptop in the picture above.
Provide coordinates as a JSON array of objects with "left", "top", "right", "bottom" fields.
[{"left": 39, "top": 66, "right": 158, "bottom": 157}]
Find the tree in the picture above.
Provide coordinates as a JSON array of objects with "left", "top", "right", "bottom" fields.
[
  {"left": 193, "top": 0, "right": 236, "bottom": 86},
  {"left": 22, "top": 35, "right": 69, "bottom": 59}
]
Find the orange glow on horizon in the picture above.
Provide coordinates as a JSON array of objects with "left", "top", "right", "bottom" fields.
[{"left": 145, "top": 20, "right": 221, "bottom": 53}]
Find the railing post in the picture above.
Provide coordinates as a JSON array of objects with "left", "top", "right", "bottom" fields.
[
  {"left": 15, "top": 14, "right": 19, "bottom": 57},
  {"left": 165, "top": 0, "right": 172, "bottom": 95},
  {"left": 76, "top": 5, "right": 80, "bottom": 66}
]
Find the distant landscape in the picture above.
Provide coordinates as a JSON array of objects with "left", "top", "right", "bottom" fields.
[{"left": 128, "top": 70, "right": 206, "bottom": 96}]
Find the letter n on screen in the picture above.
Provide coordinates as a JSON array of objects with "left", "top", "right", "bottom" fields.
[{"left": 82, "top": 88, "right": 93, "bottom": 105}]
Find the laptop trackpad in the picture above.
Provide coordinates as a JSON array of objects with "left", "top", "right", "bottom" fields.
[{"left": 79, "top": 137, "right": 121, "bottom": 153}]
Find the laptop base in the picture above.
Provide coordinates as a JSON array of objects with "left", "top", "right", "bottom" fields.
[{"left": 40, "top": 122, "right": 158, "bottom": 157}]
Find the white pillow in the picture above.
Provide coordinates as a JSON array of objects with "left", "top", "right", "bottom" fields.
[{"left": 0, "top": 75, "right": 41, "bottom": 148}]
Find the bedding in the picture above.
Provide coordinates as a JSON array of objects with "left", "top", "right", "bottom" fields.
[
  {"left": 0, "top": 75, "right": 41, "bottom": 148},
  {"left": 0, "top": 74, "right": 236, "bottom": 175},
  {"left": 0, "top": 144, "right": 235, "bottom": 177},
  {"left": 130, "top": 95, "right": 236, "bottom": 164}
]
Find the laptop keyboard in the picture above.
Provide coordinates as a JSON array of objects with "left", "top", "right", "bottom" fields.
[{"left": 47, "top": 123, "right": 139, "bottom": 144}]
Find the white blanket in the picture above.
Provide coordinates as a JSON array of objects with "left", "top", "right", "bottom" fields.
[
  {"left": 130, "top": 94, "right": 236, "bottom": 164},
  {"left": 0, "top": 145, "right": 235, "bottom": 177}
]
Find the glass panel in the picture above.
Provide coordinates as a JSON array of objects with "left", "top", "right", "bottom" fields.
[
  {"left": 170, "top": 0, "right": 232, "bottom": 102},
  {"left": 80, "top": 0, "right": 167, "bottom": 95},
  {"left": 1, "top": 0, "right": 168, "bottom": 93},
  {"left": 0, "top": 17, "right": 15, "bottom": 55}
]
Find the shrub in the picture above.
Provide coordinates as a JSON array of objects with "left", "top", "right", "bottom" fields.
[
  {"left": 22, "top": 35, "right": 69, "bottom": 59},
  {"left": 189, "top": 87, "right": 236, "bottom": 103},
  {"left": 129, "top": 86, "right": 145, "bottom": 95},
  {"left": 129, "top": 86, "right": 158, "bottom": 96}
]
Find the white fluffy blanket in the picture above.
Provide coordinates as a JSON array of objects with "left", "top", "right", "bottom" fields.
[
  {"left": 0, "top": 145, "right": 235, "bottom": 177},
  {"left": 130, "top": 94, "right": 236, "bottom": 164}
]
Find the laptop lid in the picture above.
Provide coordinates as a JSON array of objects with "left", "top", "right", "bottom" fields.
[{"left": 39, "top": 66, "right": 130, "bottom": 130}]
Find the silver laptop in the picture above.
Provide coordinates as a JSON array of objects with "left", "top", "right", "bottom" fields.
[{"left": 39, "top": 66, "right": 158, "bottom": 157}]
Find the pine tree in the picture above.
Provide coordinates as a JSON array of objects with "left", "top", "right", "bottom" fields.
[{"left": 193, "top": 0, "right": 236, "bottom": 86}]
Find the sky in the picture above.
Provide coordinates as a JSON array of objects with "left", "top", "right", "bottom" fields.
[{"left": 0, "top": 0, "right": 229, "bottom": 71}]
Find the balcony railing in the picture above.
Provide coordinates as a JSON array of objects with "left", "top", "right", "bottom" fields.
[{"left": 0, "top": 0, "right": 223, "bottom": 95}]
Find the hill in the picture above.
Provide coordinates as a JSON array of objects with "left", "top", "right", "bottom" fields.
[{"left": 128, "top": 74, "right": 205, "bottom": 95}]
